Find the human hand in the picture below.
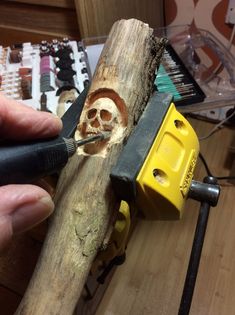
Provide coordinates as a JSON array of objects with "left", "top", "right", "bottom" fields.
[{"left": 0, "top": 93, "right": 62, "bottom": 252}]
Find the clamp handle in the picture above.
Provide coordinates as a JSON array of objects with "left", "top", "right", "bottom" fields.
[
  {"left": 188, "top": 177, "right": 220, "bottom": 207},
  {"left": 178, "top": 176, "right": 220, "bottom": 315}
]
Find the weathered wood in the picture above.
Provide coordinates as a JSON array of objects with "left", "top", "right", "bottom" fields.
[{"left": 15, "top": 19, "right": 166, "bottom": 315}]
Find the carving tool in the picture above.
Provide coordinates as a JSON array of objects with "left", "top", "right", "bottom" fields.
[{"left": 0, "top": 87, "right": 110, "bottom": 186}]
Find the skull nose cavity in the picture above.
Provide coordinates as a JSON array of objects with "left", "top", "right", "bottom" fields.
[
  {"left": 90, "top": 118, "right": 100, "bottom": 128},
  {"left": 87, "top": 108, "right": 97, "bottom": 119},
  {"left": 103, "top": 125, "right": 113, "bottom": 131},
  {"left": 100, "top": 109, "right": 112, "bottom": 121}
]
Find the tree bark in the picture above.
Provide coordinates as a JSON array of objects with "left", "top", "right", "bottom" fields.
[{"left": 15, "top": 19, "right": 166, "bottom": 315}]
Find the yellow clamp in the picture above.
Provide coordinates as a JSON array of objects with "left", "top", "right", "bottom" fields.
[
  {"left": 96, "top": 201, "right": 131, "bottom": 265},
  {"left": 136, "top": 103, "right": 199, "bottom": 220}
]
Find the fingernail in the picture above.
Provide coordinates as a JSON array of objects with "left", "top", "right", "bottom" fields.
[
  {"left": 51, "top": 115, "right": 63, "bottom": 134},
  {"left": 54, "top": 114, "right": 62, "bottom": 122},
  {"left": 12, "top": 196, "right": 54, "bottom": 234},
  {"left": 39, "top": 196, "right": 55, "bottom": 212}
]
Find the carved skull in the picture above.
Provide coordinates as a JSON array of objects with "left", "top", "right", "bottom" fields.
[
  {"left": 76, "top": 96, "right": 126, "bottom": 155},
  {"left": 79, "top": 97, "right": 120, "bottom": 137}
]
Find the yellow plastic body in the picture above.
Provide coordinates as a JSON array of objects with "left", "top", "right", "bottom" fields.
[
  {"left": 136, "top": 103, "right": 199, "bottom": 220},
  {"left": 95, "top": 201, "right": 131, "bottom": 265}
]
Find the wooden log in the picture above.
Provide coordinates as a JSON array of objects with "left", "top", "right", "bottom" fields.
[{"left": 15, "top": 19, "right": 166, "bottom": 315}]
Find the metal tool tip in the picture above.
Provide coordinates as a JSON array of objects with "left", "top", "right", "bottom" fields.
[{"left": 101, "top": 131, "right": 111, "bottom": 140}]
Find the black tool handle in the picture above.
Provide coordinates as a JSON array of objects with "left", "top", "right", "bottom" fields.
[
  {"left": 0, "top": 137, "right": 69, "bottom": 186},
  {"left": 178, "top": 201, "right": 210, "bottom": 315},
  {"left": 178, "top": 176, "right": 220, "bottom": 315}
]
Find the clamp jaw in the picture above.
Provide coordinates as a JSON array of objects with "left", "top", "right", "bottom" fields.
[{"left": 110, "top": 92, "right": 200, "bottom": 220}]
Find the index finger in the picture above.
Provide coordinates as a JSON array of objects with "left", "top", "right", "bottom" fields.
[{"left": 0, "top": 93, "right": 62, "bottom": 140}]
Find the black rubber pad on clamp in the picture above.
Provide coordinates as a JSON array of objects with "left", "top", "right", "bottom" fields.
[{"left": 110, "top": 92, "right": 173, "bottom": 202}]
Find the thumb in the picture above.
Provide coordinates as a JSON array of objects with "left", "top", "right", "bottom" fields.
[{"left": 0, "top": 185, "right": 54, "bottom": 251}]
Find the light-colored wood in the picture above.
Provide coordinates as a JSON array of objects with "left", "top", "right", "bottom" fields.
[
  {"left": 15, "top": 19, "right": 165, "bottom": 315},
  {"left": 6, "top": 0, "right": 75, "bottom": 8},
  {"left": 74, "top": 0, "right": 164, "bottom": 38},
  {"left": 96, "top": 119, "right": 235, "bottom": 315}
]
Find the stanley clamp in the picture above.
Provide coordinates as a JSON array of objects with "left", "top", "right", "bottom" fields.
[{"left": 110, "top": 92, "right": 220, "bottom": 315}]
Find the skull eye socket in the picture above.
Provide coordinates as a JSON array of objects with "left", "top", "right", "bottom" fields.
[
  {"left": 87, "top": 109, "right": 97, "bottom": 119},
  {"left": 100, "top": 110, "right": 112, "bottom": 121}
]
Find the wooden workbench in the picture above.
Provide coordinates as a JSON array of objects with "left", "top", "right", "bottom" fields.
[
  {"left": 96, "top": 118, "right": 235, "bottom": 315},
  {"left": 1, "top": 117, "right": 235, "bottom": 315}
]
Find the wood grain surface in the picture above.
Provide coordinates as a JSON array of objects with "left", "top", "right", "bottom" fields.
[
  {"left": 6, "top": 0, "right": 75, "bottom": 8},
  {"left": 0, "top": 26, "right": 67, "bottom": 46},
  {"left": 0, "top": 2, "right": 79, "bottom": 40},
  {"left": 74, "top": 0, "right": 164, "bottom": 38}
]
